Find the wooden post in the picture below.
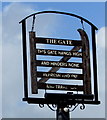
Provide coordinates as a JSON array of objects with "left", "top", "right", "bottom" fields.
[
  {"left": 29, "top": 32, "right": 38, "bottom": 94},
  {"left": 78, "top": 29, "right": 92, "bottom": 94}
]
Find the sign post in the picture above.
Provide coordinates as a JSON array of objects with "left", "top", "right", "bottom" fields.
[
  {"left": 19, "top": 11, "right": 100, "bottom": 119},
  {"left": 57, "top": 106, "right": 70, "bottom": 120}
]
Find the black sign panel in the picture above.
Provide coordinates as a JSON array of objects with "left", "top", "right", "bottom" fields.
[
  {"left": 37, "top": 72, "right": 83, "bottom": 80},
  {"left": 36, "top": 49, "right": 82, "bottom": 57},
  {"left": 35, "top": 37, "right": 82, "bottom": 46},
  {"left": 36, "top": 60, "right": 83, "bottom": 69},
  {"left": 38, "top": 82, "right": 84, "bottom": 91}
]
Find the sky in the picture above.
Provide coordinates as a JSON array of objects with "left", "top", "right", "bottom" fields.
[{"left": 1, "top": 1, "right": 106, "bottom": 119}]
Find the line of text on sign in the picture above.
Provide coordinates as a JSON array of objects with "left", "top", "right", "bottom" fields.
[
  {"left": 46, "top": 39, "right": 73, "bottom": 45},
  {"left": 41, "top": 61, "right": 80, "bottom": 68},
  {"left": 42, "top": 73, "right": 78, "bottom": 79}
]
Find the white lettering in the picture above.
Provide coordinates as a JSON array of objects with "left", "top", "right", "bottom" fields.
[
  {"left": 41, "top": 61, "right": 49, "bottom": 65},
  {"left": 46, "top": 85, "right": 54, "bottom": 89},
  {"left": 47, "top": 50, "right": 57, "bottom": 55},
  {"left": 70, "top": 87, "right": 77, "bottom": 90},
  {"left": 58, "top": 51, "right": 72, "bottom": 56},
  {"left": 50, "top": 62, "right": 67, "bottom": 67},
  {"left": 37, "top": 49, "right": 46, "bottom": 54},
  {"left": 56, "top": 85, "right": 67, "bottom": 90},
  {"left": 62, "top": 74, "right": 70, "bottom": 78},
  {"left": 58, "top": 40, "right": 73, "bottom": 45},
  {"left": 46, "top": 39, "right": 57, "bottom": 44},
  {"left": 46, "top": 39, "right": 73, "bottom": 45},
  {"left": 68, "top": 63, "right": 79, "bottom": 68},
  {"left": 42, "top": 73, "right": 78, "bottom": 79},
  {"left": 70, "top": 74, "right": 78, "bottom": 78},
  {"left": 73, "top": 52, "right": 82, "bottom": 57},
  {"left": 43, "top": 73, "right": 61, "bottom": 78}
]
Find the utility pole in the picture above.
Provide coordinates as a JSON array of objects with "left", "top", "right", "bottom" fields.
[{"left": 57, "top": 105, "right": 70, "bottom": 120}]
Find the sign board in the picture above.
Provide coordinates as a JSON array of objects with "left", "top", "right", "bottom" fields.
[
  {"left": 37, "top": 72, "right": 83, "bottom": 80},
  {"left": 35, "top": 37, "right": 82, "bottom": 46},
  {"left": 29, "top": 30, "right": 91, "bottom": 95},
  {"left": 36, "top": 60, "right": 83, "bottom": 68},
  {"left": 38, "top": 82, "right": 84, "bottom": 91}
]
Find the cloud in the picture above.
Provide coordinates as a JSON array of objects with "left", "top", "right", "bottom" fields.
[
  {"left": 96, "top": 27, "right": 105, "bottom": 94},
  {"left": 2, "top": 2, "right": 60, "bottom": 118},
  {"left": 96, "top": 27, "right": 105, "bottom": 49},
  {"left": 2, "top": 3, "right": 35, "bottom": 45},
  {"left": 95, "top": 27, "right": 105, "bottom": 116}
]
